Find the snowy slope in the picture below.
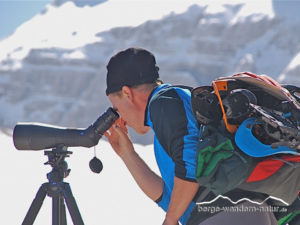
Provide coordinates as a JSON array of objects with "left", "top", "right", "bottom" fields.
[
  {"left": 0, "top": 131, "right": 164, "bottom": 224},
  {"left": 0, "top": 0, "right": 300, "bottom": 145}
]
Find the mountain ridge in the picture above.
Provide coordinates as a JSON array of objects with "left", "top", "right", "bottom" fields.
[{"left": 0, "top": 1, "right": 299, "bottom": 144}]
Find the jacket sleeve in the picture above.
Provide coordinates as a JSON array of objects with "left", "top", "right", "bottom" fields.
[{"left": 149, "top": 91, "right": 199, "bottom": 182}]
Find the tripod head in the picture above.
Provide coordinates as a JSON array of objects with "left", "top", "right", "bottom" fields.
[{"left": 44, "top": 145, "right": 72, "bottom": 183}]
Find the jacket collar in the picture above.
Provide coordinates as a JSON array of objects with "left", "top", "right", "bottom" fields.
[{"left": 144, "top": 84, "right": 170, "bottom": 126}]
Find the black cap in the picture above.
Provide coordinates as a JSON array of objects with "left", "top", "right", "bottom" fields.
[{"left": 106, "top": 47, "right": 160, "bottom": 95}]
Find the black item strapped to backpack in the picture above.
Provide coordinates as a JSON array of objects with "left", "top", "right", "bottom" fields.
[{"left": 191, "top": 72, "right": 300, "bottom": 208}]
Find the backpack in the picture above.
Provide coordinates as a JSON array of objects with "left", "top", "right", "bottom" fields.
[{"left": 191, "top": 72, "right": 300, "bottom": 207}]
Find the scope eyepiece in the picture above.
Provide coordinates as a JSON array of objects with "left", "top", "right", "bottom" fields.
[{"left": 92, "top": 107, "right": 119, "bottom": 137}]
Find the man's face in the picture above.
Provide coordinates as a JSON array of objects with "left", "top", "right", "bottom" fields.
[{"left": 108, "top": 91, "right": 150, "bottom": 135}]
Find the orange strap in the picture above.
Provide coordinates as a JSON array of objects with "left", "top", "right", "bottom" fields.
[{"left": 212, "top": 80, "right": 238, "bottom": 134}]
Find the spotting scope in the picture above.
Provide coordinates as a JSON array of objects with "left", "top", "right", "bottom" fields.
[{"left": 13, "top": 107, "right": 119, "bottom": 151}]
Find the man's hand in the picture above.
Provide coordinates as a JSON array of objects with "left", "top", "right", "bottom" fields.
[
  {"left": 104, "top": 118, "right": 134, "bottom": 157},
  {"left": 162, "top": 218, "right": 179, "bottom": 225},
  {"left": 164, "top": 177, "right": 199, "bottom": 225},
  {"left": 104, "top": 117, "right": 164, "bottom": 202}
]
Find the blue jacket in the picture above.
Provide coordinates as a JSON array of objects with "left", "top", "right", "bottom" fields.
[{"left": 144, "top": 84, "right": 200, "bottom": 225}]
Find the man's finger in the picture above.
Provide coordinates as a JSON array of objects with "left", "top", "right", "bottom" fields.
[
  {"left": 104, "top": 131, "right": 110, "bottom": 138},
  {"left": 113, "top": 124, "right": 126, "bottom": 137},
  {"left": 118, "top": 118, "right": 128, "bottom": 133}
]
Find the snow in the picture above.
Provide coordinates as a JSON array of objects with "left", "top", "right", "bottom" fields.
[
  {"left": 0, "top": 0, "right": 276, "bottom": 61},
  {"left": 0, "top": 0, "right": 300, "bottom": 142},
  {"left": 0, "top": 0, "right": 207, "bottom": 60},
  {"left": 0, "top": 131, "right": 164, "bottom": 224},
  {"left": 62, "top": 50, "right": 86, "bottom": 60},
  {"left": 287, "top": 52, "right": 300, "bottom": 71},
  {"left": 278, "top": 52, "right": 300, "bottom": 84},
  {"left": 229, "top": 1, "right": 274, "bottom": 24}
]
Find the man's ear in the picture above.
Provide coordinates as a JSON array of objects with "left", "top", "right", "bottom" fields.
[{"left": 121, "top": 86, "right": 133, "bottom": 102}]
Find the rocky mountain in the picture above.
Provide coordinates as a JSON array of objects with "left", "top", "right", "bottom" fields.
[
  {"left": 0, "top": 0, "right": 299, "bottom": 144},
  {"left": 52, "top": 0, "right": 107, "bottom": 7}
]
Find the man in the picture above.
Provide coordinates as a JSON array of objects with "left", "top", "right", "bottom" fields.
[{"left": 104, "top": 47, "right": 278, "bottom": 225}]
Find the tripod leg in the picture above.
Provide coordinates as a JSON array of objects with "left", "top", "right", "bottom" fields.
[
  {"left": 52, "top": 196, "right": 67, "bottom": 225},
  {"left": 52, "top": 196, "right": 59, "bottom": 225},
  {"left": 62, "top": 183, "right": 84, "bottom": 225},
  {"left": 22, "top": 183, "right": 47, "bottom": 225},
  {"left": 59, "top": 197, "right": 67, "bottom": 225}
]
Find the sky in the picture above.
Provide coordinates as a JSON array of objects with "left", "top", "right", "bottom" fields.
[{"left": 0, "top": 0, "right": 51, "bottom": 40}]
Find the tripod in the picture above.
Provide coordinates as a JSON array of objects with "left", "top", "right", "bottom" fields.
[{"left": 22, "top": 146, "right": 84, "bottom": 225}]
